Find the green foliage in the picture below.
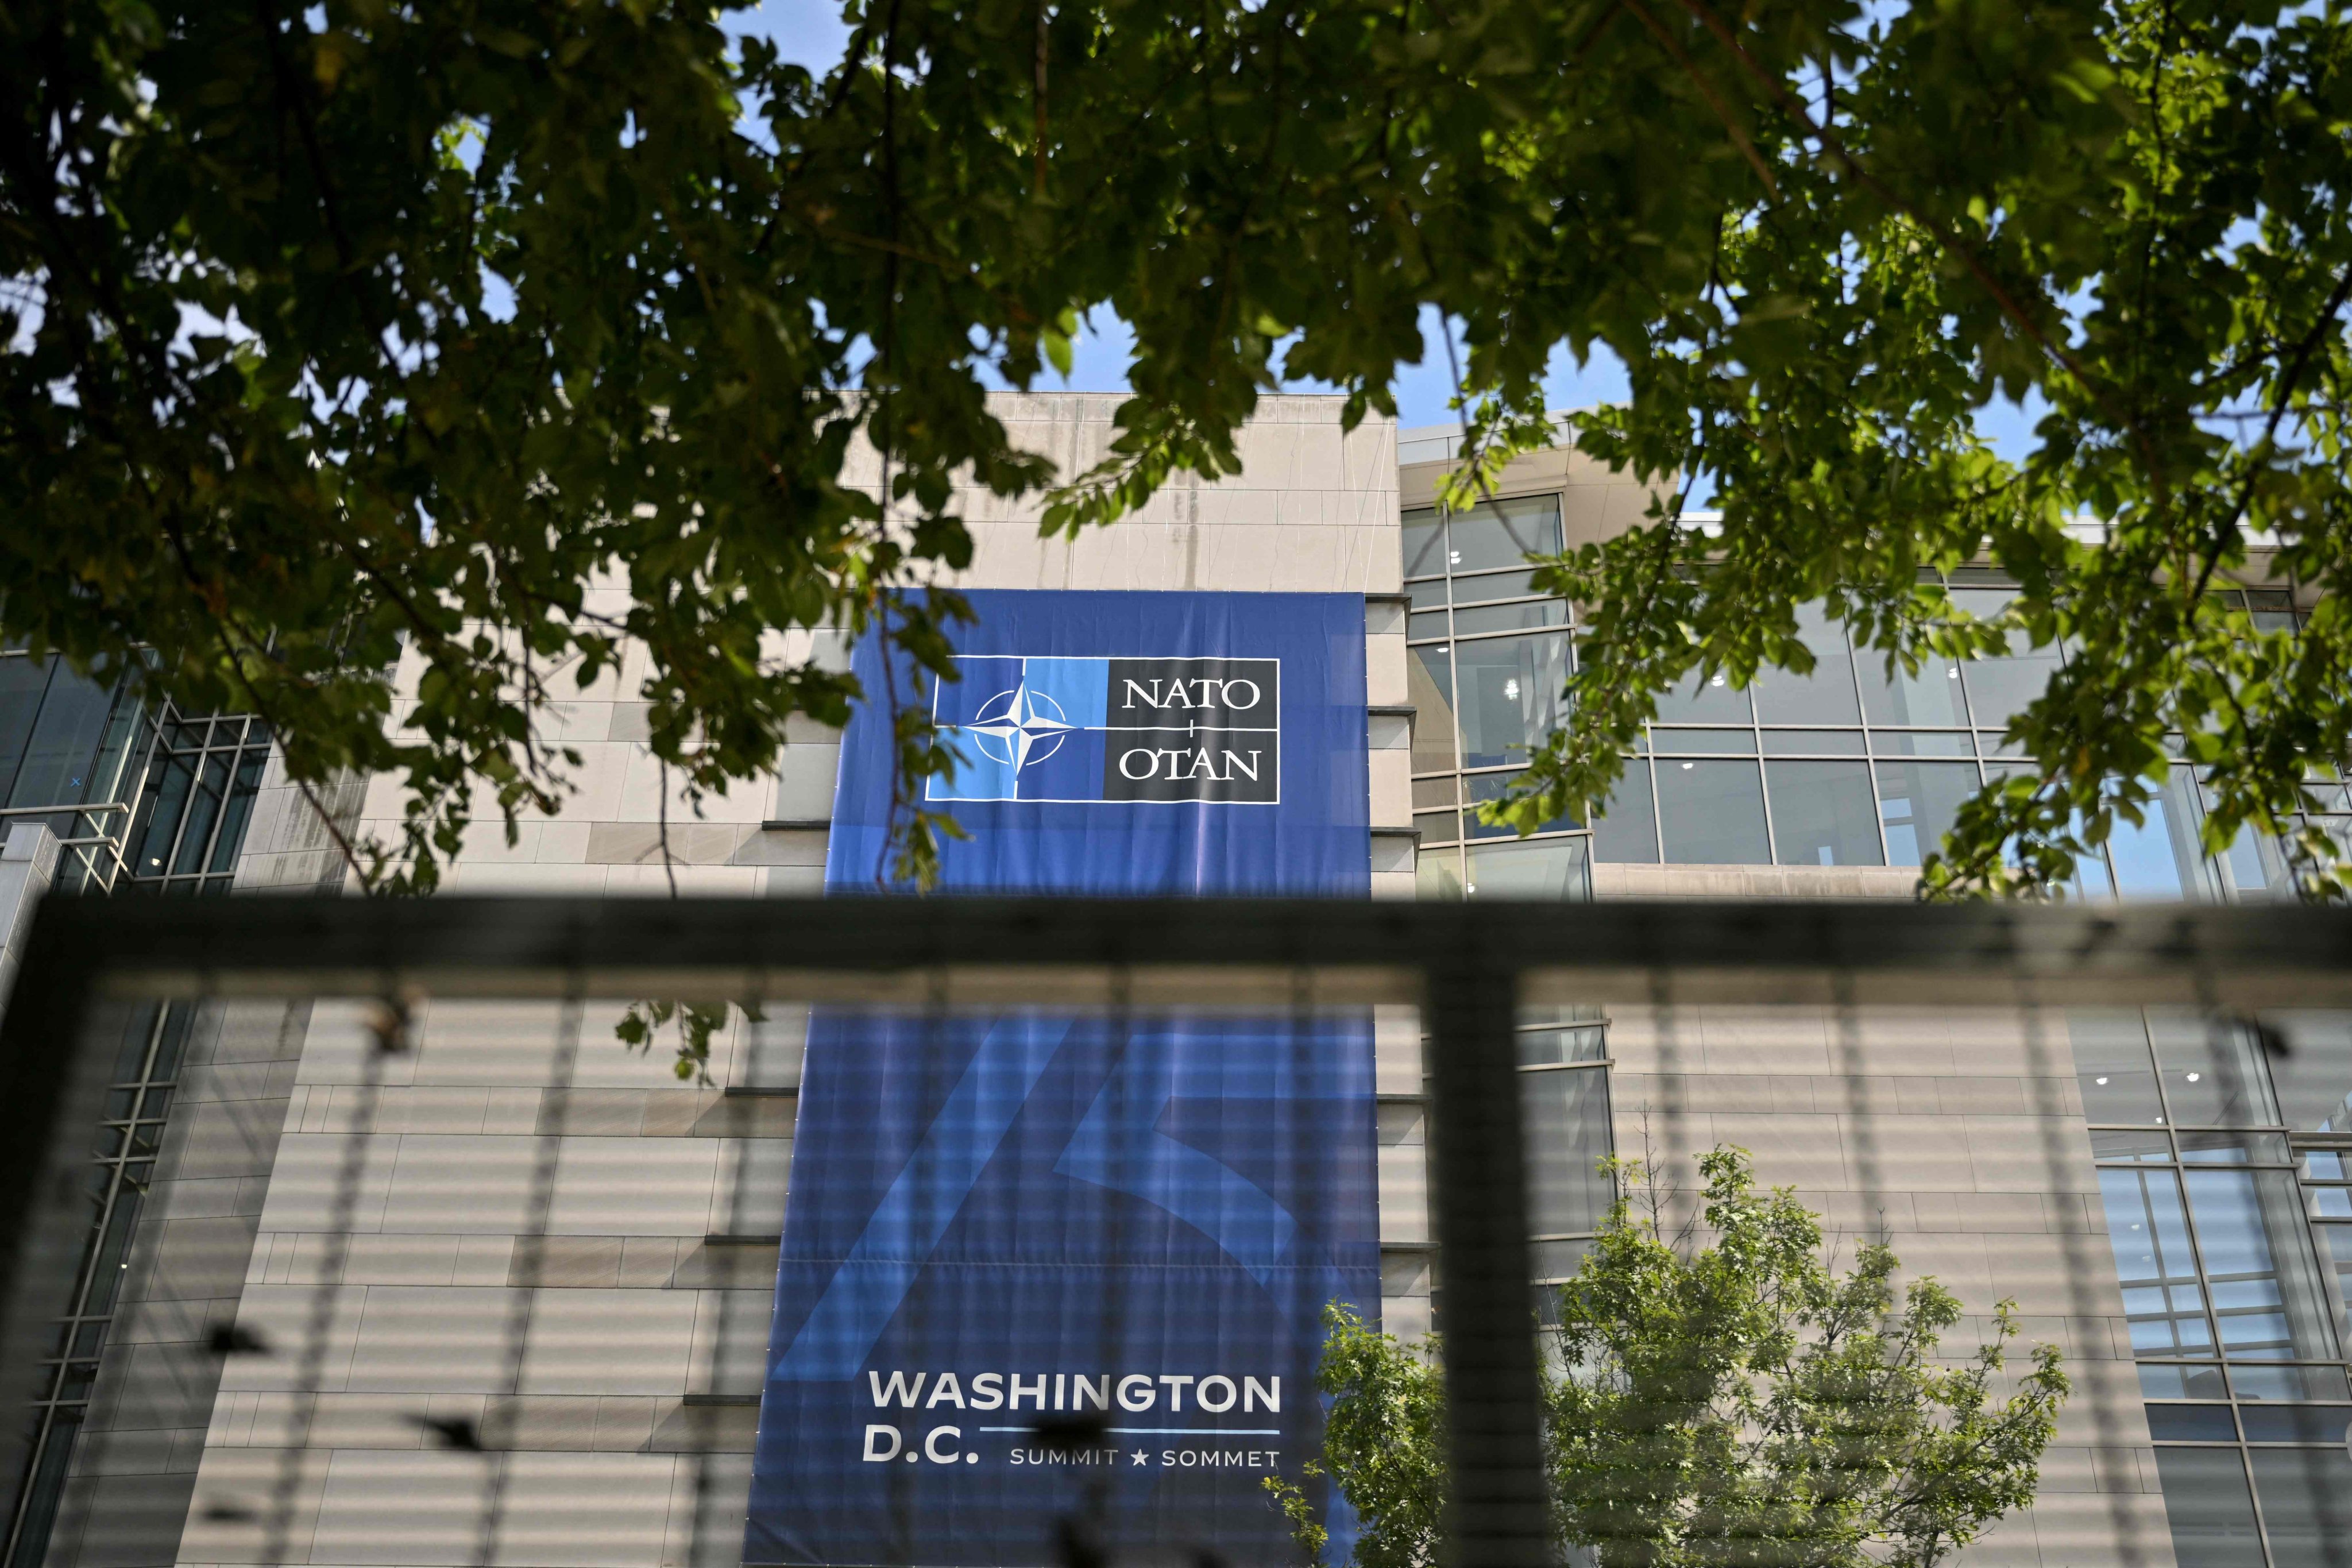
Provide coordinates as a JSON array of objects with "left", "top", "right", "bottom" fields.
[
  {"left": 614, "top": 997, "right": 760, "bottom": 1083},
  {"left": 1265, "top": 1302, "right": 1447, "bottom": 1568},
  {"left": 7, "top": 1, "right": 2351, "bottom": 892},
  {"left": 1285, "top": 1149, "right": 2068, "bottom": 1568}
]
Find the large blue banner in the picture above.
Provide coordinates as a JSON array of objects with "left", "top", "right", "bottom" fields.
[{"left": 747, "top": 591, "right": 1378, "bottom": 1566}]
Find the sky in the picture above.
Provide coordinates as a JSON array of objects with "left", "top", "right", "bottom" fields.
[{"left": 727, "top": 0, "right": 2047, "bottom": 465}]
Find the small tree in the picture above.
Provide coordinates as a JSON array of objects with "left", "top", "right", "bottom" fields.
[{"left": 1272, "top": 1148, "right": 2068, "bottom": 1568}]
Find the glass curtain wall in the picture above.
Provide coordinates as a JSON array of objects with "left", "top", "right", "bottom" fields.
[
  {"left": 1404, "top": 497, "right": 1588, "bottom": 898},
  {"left": 1403, "top": 516, "right": 2302, "bottom": 897},
  {"left": 0, "top": 652, "right": 150, "bottom": 889},
  {"left": 3, "top": 1005, "right": 196, "bottom": 1568},
  {"left": 2076, "top": 1010, "right": 2352, "bottom": 1568},
  {"left": 1415, "top": 1004, "right": 1615, "bottom": 1324}
]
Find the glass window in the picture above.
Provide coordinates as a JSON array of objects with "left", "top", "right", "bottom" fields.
[
  {"left": 2150, "top": 1447, "right": 2264, "bottom": 1568},
  {"left": 2094, "top": 1127, "right": 2175, "bottom": 1161},
  {"left": 2099, "top": 1166, "right": 2214, "bottom": 1355},
  {"left": 1523, "top": 1069, "right": 1613, "bottom": 1236},
  {"left": 1415, "top": 810, "right": 1461, "bottom": 846},
  {"left": 9, "top": 666, "right": 119, "bottom": 807},
  {"left": 1445, "top": 496, "right": 1563, "bottom": 573},
  {"left": 2150, "top": 1014, "right": 2282, "bottom": 1127},
  {"left": 1403, "top": 508, "right": 1446, "bottom": 579},
  {"left": 2248, "top": 1448, "right": 2352, "bottom": 1568},
  {"left": 2314, "top": 1225, "right": 2352, "bottom": 1349},
  {"left": 2109, "top": 769, "right": 2223, "bottom": 901},
  {"left": 1871, "top": 730, "right": 1975, "bottom": 757},
  {"left": 2146, "top": 1404, "right": 2241, "bottom": 1440},
  {"left": 1408, "top": 609, "right": 1450, "bottom": 641},
  {"left": 1951, "top": 588, "right": 2065, "bottom": 733},
  {"left": 1751, "top": 605, "right": 1863, "bottom": 727},
  {"left": 1650, "top": 728, "right": 1756, "bottom": 754},
  {"left": 2230, "top": 1365, "right": 2350, "bottom": 1403},
  {"left": 2181, "top": 1168, "right": 2340, "bottom": 1362},
  {"left": 1416, "top": 848, "right": 1465, "bottom": 901},
  {"left": 1518, "top": 1028, "right": 1607, "bottom": 1067},
  {"left": 1765, "top": 760, "right": 1884, "bottom": 867},
  {"left": 2265, "top": 1013, "right": 2352, "bottom": 1132},
  {"left": 1466, "top": 836, "right": 1588, "bottom": 899},
  {"left": 1413, "top": 777, "right": 1460, "bottom": 811},
  {"left": 1653, "top": 669, "right": 1754, "bottom": 725},
  {"left": 1409, "top": 647, "right": 1457, "bottom": 774},
  {"left": 1466, "top": 771, "right": 1578, "bottom": 838},
  {"left": 2138, "top": 1362, "right": 2228, "bottom": 1399},
  {"left": 1856, "top": 649, "right": 1971, "bottom": 729},
  {"left": 1451, "top": 569, "right": 1543, "bottom": 604},
  {"left": 1656, "top": 759, "right": 1771, "bottom": 865},
  {"left": 1759, "top": 730, "right": 1866, "bottom": 755},
  {"left": 1592, "top": 762, "right": 1659, "bottom": 864},
  {"left": 2072, "top": 1014, "right": 2165, "bottom": 1125},
  {"left": 1453, "top": 600, "right": 1569, "bottom": 636},
  {"left": 0, "top": 654, "right": 53, "bottom": 795},
  {"left": 1875, "top": 760, "right": 1981, "bottom": 866},
  {"left": 1455, "top": 634, "right": 1570, "bottom": 769}
]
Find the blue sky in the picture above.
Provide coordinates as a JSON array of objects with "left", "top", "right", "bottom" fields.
[{"left": 729, "top": 0, "right": 2046, "bottom": 465}]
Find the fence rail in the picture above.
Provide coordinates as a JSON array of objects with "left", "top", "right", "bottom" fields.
[{"left": 5, "top": 894, "right": 2352, "bottom": 1567}]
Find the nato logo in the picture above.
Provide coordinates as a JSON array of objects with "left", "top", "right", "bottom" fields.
[{"left": 930, "top": 656, "right": 1280, "bottom": 805}]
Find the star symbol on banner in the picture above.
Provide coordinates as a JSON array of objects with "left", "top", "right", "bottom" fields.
[
  {"left": 1129, "top": 1450, "right": 1148, "bottom": 1466},
  {"left": 966, "top": 682, "right": 1073, "bottom": 772}
]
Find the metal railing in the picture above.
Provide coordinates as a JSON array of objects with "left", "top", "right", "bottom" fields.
[
  {"left": 0, "top": 805, "right": 132, "bottom": 894},
  {"left": 3, "top": 894, "right": 2351, "bottom": 1566}
]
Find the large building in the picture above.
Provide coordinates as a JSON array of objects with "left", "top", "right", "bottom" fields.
[{"left": 3, "top": 393, "right": 2346, "bottom": 1568}]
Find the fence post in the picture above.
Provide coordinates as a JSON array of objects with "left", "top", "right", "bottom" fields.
[{"left": 1423, "top": 939, "right": 1549, "bottom": 1568}]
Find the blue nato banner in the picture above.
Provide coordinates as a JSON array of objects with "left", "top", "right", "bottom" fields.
[{"left": 745, "top": 591, "right": 1378, "bottom": 1566}]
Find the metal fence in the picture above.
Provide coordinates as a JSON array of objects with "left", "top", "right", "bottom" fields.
[{"left": 5, "top": 895, "right": 2352, "bottom": 1568}]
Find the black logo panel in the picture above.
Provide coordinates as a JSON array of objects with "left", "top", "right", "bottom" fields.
[{"left": 1102, "top": 658, "right": 1279, "bottom": 803}]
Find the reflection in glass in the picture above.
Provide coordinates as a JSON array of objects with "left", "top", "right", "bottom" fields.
[
  {"left": 1650, "top": 728, "right": 1756, "bottom": 754},
  {"left": 1857, "top": 648, "right": 1971, "bottom": 728},
  {"left": 1765, "top": 760, "right": 1884, "bottom": 867},
  {"left": 2181, "top": 1168, "right": 2339, "bottom": 1361},
  {"left": 1751, "top": 605, "right": 1863, "bottom": 726},
  {"left": 2313, "top": 1225, "right": 2352, "bottom": 1349},
  {"left": 2175, "top": 1130, "right": 2292, "bottom": 1165},
  {"left": 2073, "top": 1015, "right": 2165, "bottom": 1125},
  {"left": 1653, "top": 669, "right": 1754, "bottom": 725},
  {"left": 1875, "top": 760, "right": 1982, "bottom": 867},
  {"left": 1656, "top": 759, "right": 1772, "bottom": 865},
  {"left": 2099, "top": 1166, "right": 2212, "bottom": 1354},
  {"left": 1445, "top": 496, "right": 1563, "bottom": 573},
  {"left": 2228, "top": 1363, "right": 2350, "bottom": 1402},
  {"left": 1593, "top": 761, "right": 1659, "bottom": 864},
  {"left": 2150, "top": 1014, "right": 2282, "bottom": 1127},
  {"left": 1450, "top": 569, "right": 1543, "bottom": 604},
  {"left": 2264, "top": 1013, "right": 2352, "bottom": 1132},
  {"left": 2093, "top": 1129, "right": 2173, "bottom": 1162},
  {"left": 1453, "top": 600, "right": 1569, "bottom": 636},
  {"left": 10, "top": 665, "right": 120, "bottom": 808},
  {"left": 2248, "top": 1448, "right": 2352, "bottom": 1568},
  {"left": 2138, "top": 1361, "right": 2228, "bottom": 1399},
  {"left": 1466, "top": 771, "right": 1577, "bottom": 838},
  {"left": 1403, "top": 508, "right": 1446, "bottom": 579},
  {"left": 2150, "top": 1447, "right": 2264, "bottom": 1568},
  {"left": 1455, "top": 634, "right": 1570, "bottom": 768},
  {"left": 1871, "top": 730, "right": 1975, "bottom": 757},
  {"left": 2109, "top": 769, "right": 2222, "bottom": 901},
  {"left": 1466, "top": 836, "right": 1589, "bottom": 899},
  {"left": 1523, "top": 1068, "right": 1613, "bottom": 1236},
  {"left": 1759, "top": 729, "right": 1866, "bottom": 755},
  {"left": 1416, "top": 848, "right": 1465, "bottom": 900},
  {"left": 1518, "top": 1028, "right": 1608, "bottom": 1066},
  {"left": 1409, "top": 646, "right": 1457, "bottom": 775}
]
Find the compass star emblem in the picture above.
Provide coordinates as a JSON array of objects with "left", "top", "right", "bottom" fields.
[{"left": 965, "top": 683, "right": 1073, "bottom": 773}]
